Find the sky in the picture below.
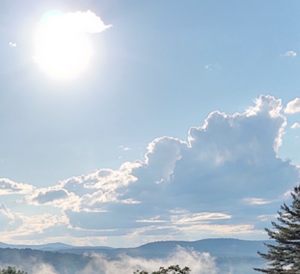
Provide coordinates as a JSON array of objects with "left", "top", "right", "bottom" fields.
[{"left": 0, "top": 0, "right": 300, "bottom": 248}]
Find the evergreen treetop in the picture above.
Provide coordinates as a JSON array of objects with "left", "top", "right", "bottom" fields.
[{"left": 254, "top": 185, "right": 300, "bottom": 273}]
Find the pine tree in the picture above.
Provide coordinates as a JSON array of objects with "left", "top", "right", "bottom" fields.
[
  {"left": 0, "top": 266, "right": 27, "bottom": 274},
  {"left": 254, "top": 185, "right": 300, "bottom": 273}
]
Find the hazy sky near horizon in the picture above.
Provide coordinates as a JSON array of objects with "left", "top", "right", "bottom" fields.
[{"left": 0, "top": 0, "right": 300, "bottom": 247}]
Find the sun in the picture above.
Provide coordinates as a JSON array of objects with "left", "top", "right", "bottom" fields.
[{"left": 34, "top": 11, "right": 93, "bottom": 79}]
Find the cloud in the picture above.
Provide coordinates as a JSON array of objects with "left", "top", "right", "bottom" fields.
[
  {"left": 0, "top": 203, "right": 22, "bottom": 231},
  {"left": 43, "top": 10, "right": 112, "bottom": 34},
  {"left": 9, "top": 42, "right": 17, "bottom": 47},
  {"left": 4, "top": 213, "right": 69, "bottom": 240},
  {"left": 0, "top": 178, "right": 34, "bottom": 195},
  {"left": 291, "top": 122, "right": 300, "bottom": 129},
  {"left": 80, "top": 247, "right": 218, "bottom": 274},
  {"left": 23, "top": 95, "right": 300, "bottom": 239},
  {"left": 204, "top": 64, "right": 212, "bottom": 71},
  {"left": 119, "top": 145, "right": 131, "bottom": 151},
  {"left": 204, "top": 63, "right": 220, "bottom": 71},
  {"left": 33, "top": 189, "right": 69, "bottom": 204},
  {"left": 243, "top": 198, "right": 272, "bottom": 205},
  {"left": 172, "top": 212, "right": 231, "bottom": 224},
  {"left": 5, "top": 94, "right": 300, "bottom": 244},
  {"left": 281, "top": 50, "right": 297, "bottom": 57},
  {"left": 285, "top": 98, "right": 300, "bottom": 114}
]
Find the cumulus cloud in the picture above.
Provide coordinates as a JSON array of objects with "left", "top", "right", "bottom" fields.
[
  {"left": 80, "top": 247, "right": 218, "bottom": 274},
  {"left": 5, "top": 213, "right": 69, "bottom": 241},
  {"left": 11, "top": 95, "right": 300, "bottom": 243},
  {"left": 281, "top": 50, "right": 297, "bottom": 57},
  {"left": 0, "top": 178, "right": 34, "bottom": 195},
  {"left": 285, "top": 98, "right": 300, "bottom": 114},
  {"left": 291, "top": 122, "right": 300, "bottom": 129},
  {"left": 33, "top": 189, "right": 68, "bottom": 204}
]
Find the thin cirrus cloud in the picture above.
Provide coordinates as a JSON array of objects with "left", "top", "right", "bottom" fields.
[
  {"left": 0, "top": 95, "right": 299, "bottom": 244},
  {"left": 119, "top": 145, "right": 131, "bottom": 151},
  {"left": 281, "top": 50, "right": 297, "bottom": 57},
  {"left": 284, "top": 98, "right": 300, "bottom": 114},
  {"left": 243, "top": 198, "right": 273, "bottom": 205}
]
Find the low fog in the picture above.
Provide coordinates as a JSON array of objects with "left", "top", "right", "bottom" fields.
[{"left": 79, "top": 247, "right": 219, "bottom": 274}]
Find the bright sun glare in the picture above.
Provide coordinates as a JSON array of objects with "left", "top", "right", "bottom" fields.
[{"left": 34, "top": 11, "right": 93, "bottom": 79}]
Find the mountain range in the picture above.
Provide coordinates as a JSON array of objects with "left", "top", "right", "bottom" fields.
[{"left": 0, "top": 238, "right": 272, "bottom": 273}]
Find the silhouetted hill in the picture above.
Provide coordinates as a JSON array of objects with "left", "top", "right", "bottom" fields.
[
  {"left": 0, "top": 238, "right": 271, "bottom": 273},
  {"left": 0, "top": 248, "right": 90, "bottom": 274},
  {"left": 0, "top": 242, "right": 73, "bottom": 251},
  {"left": 57, "top": 238, "right": 272, "bottom": 258},
  {"left": 0, "top": 241, "right": 113, "bottom": 252}
]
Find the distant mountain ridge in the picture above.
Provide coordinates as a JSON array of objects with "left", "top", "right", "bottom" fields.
[
  {"left": 0, "top": 238, "right": 272, "bottom": 274},
  {"left": 0, "top": 242, "right": 113, "bottom": 251},
  {"left": 0, "top": 242, "right": 73, "bottom": 251},
  {"left": 0, "top": 238, "right": 273, "bottom": 258}
]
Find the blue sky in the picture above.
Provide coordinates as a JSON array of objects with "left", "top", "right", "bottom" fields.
[{"left": 0, "top": 0, "right": 300, "bottom": 247}]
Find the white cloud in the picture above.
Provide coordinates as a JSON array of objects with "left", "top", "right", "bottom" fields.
[
  {"left": 6, "top": 95, "right": 300, "bottom": 243},
  {"left": 42, "top": 96, "right": 297, "bottom": 237},
  {"left": 204, "top": 64, "right": 212, "bottom": 71},
  {"left": 178, "top": 223, "right": 256, "bottom": 236},
  {"left": 1, "top": 212, "right": 69, "bottom": 242},
  {"left": 0, "top": 203, "right": 22, "bottom": 231},
  {"left": 291, "top": 122, "right": 300, "bottom": 129},
  {"left": 257, "top": 214, "right": 277, "bottom": 222},
  {"left": 0, "top": 178, "right": 34, "bottom": 195},
  {"left": 204, "top": 63, "right": 220, "bottom": 71},
  {"left": 243, "top": 198, "right": 272, "bottom": 205},
  {"left": 281, "top": 50, "right": 297, "bottom": 57},
  {"left": 9, "top": 42, "right": 17, "bottom": 47},
  {"left": 172, "top": 212, "right": 231, "bottom": 224},
  {"left": 285, "top": 98, "right": 300, "bottom": 114},
  {"left": 119, "top": 145, "right": 131, "bottom": 151},
  {"left": 50, "top": 10, "right": 112, "bottom": 34}
]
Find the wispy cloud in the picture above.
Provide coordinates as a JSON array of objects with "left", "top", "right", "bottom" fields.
[
  {"left": 284, "top": 98, "right": 300, "bottom": 114},
  {"left": 119, "top": 145, "right": 131, "bottom": 151},
  {"left": 281, "top": 50, "right": 297, "bottom": 57},
  {"left": 243, "top": 198, "right": 272, "bottom": 205},
  {"left": 204, "top": 63, "right": 220, "bottom": 71},
  {"left": 9, "top": 42, "right": 17, "bottom": 47},
  {"left": 291, "top": 122, "right": 300, "bottom": 129},
  {"left": 204, "top": 64, "right": 212, "bottom": 71}
]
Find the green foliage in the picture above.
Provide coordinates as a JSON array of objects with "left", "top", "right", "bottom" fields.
[
  {"left": 134, "top": 264, "right": 191, "bottom": 274},
  {"left": 254, "top": 185, "right": 300, "bottom": 273},
  {"left": 0, "top": 266, "right": 27, "bottom": 274}
]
